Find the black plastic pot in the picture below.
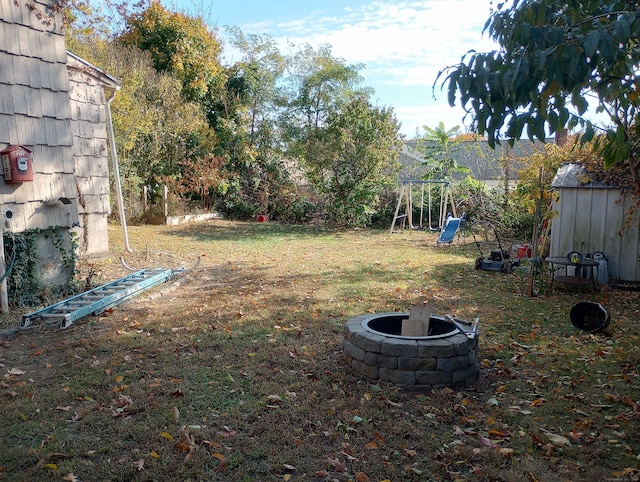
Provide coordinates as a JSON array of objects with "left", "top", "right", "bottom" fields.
[{"left": 570, "top": 302, "right": 610, "bottom": 332}]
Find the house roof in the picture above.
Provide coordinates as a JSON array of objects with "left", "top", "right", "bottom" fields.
[
  {"left": 66, "top": 51, "right": 121, "bottom": 91},
  {"left": 399, "top": 138, "right": 547, "bottom": 182}
]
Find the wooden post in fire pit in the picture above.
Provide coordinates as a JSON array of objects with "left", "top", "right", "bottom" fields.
[{"left": 401, "top": 306, "right": 431, "bottom": 336}]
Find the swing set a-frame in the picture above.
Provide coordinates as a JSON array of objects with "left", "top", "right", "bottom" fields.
[{"left": 389, "top": 180, "right": 457, "bottom": 234}]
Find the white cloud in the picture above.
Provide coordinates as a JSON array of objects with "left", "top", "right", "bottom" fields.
[{"left": 227, "top": 0, "right": 499, "bottom": 136}]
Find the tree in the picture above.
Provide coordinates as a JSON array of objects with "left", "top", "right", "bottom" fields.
[
  {"left": 207, "top": 29, "right": 303, "bottom": 220},
  {"left": 118, "top": 2, "right": 224, "bottom": 103},
  {"left": 285, "top": 44, "right": 372, "bottom": 135},
  {"left": 304, "top": 96, "right": 403, "bottom": 226},
  {"left": 414, "top": 122, "right": 469, "bottom": 180},
  {"left": 223, "top": 28, "right": 286, "bottom": 147},
  {"left": 67, "top": 38, "right": 216, "bottom": 214},
  {"left": 438, "top": 0, "right": 640, "bottom": 197}
]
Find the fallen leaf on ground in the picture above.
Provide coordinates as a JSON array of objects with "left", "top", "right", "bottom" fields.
[
  {"left": 613, "top": 468, "right": 640, "bottom": 478},
  {"left": 355, "top": 471, "right": 371, "bottom": 482},
  {"left": 328, "top": 457, "right": 347, "bottom": 472},
  {"left": 479, "top": 435, "right": 498, "bottom": 447},
  {"left": 542, "top": 430, "right": 571, "bottom": 446},
  {"left": 218, "top": 427, "right": 236, "bottom": 437},
  {"left": 72, "top": 409, "right": 88, "bottom": 422},
  {"left": 176, "top": 434, "right": 196, "bottom": 457},
  {"left": 213, "top": 453, "right": 227, "bottom": 472}
]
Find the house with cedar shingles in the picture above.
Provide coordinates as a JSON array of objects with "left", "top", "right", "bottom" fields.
[{"left": 1, "top": 1, "right": 120, "bottom": 306}]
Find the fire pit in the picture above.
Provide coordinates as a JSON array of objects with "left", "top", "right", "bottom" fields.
[{"left": 343, "top": 312, "right": 479, "bottom": 389}]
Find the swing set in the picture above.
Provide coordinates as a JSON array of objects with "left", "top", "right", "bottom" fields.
[{"left": 389, "top": 180, "right": 457, "bottom": 234}]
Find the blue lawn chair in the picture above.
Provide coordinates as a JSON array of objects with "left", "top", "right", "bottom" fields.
[{"left": 436, "top": 215, "right": 461, "bottom": 244}]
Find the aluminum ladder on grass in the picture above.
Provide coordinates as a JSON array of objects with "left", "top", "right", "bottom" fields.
[{"left": 21, "top": 268, "right": 174, "bottom": 330}]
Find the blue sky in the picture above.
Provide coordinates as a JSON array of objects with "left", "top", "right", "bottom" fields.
[{"left": 161, "top": 0, "right": 499, "bottom": 138}]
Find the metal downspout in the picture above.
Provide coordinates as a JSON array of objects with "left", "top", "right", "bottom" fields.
[{"left": 106, "top": 88, "right": 133, "bottom": 253}]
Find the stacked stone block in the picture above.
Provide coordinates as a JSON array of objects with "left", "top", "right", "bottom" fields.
[{"left": 343, "top": 313, "right": 479, "bottom": 389}]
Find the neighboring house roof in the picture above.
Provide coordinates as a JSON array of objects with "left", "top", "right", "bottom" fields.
[{"left": 399, "top": 138, "right": 548, "bottom": 182}]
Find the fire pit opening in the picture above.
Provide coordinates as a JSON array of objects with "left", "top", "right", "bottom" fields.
[
  {"left": 365, "top": 314, "right": 460, "bottom": 339},
  {"left": 343, "top": 312, "right": 479, "bottom": 389}
]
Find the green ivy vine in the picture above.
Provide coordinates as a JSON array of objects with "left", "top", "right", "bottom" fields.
[{"left": 2, "top": 227, "right": 79, "bottom": 307}]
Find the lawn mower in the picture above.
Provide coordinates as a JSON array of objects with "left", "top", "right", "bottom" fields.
[{"left": 468, "top": 220, "right": 519, "bottom": 274}]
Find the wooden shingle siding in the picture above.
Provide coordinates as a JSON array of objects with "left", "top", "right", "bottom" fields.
[
  {"left": 76, "top": 175, "right": 110, "bottom": 196},
  {"left": 0, "top": 51, "right": 16, "bottom": 84},
  {"left": 0, "top": 85, "right": 14, "bottom": 113},
  {"left": 12, "top": 84, "right": 29, "bottom": 115},
  {"left": 40, "top": 32, "right": 60, "bottom": 63},
  {"left": 0, "top": 115, "right": 17, "bottom": 143},
  {"left": 29, "top": 91, "right": 45, "bottom": 120},
  {"left": 67, "top": 53, "right": 120, "bottom": 254},
  {"left": 1, "top": 1, "right": 119, "bottom": 260},
  {"left": 42, "top": 93, "right": 57, "bottom": 119},
  {"left": 17, "top": 26, "right": 39, "bottom": 57},
  {"left": 2, "top": 25, "right": 21, "bottom": 55},
  {"left": 1, "top": 1, "right": 78, "bottom": 235},
  {"left": 55, "top": 116, "right": 73, "bottom": 144}
]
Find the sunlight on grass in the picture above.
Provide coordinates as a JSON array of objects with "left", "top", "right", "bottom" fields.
[{"left": 0, "top": 220, "right": 638, "bottom": 481}]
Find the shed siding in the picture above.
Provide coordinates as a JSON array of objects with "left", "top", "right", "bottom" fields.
[
  {"left": 551, "top": 187, "right": 640, "bottom": 283},
  {"left": 67, "top": 56, "right": 118, "bottom": 255}
]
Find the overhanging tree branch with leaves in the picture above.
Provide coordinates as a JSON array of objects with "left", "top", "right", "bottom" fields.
[{"left": 437, "top": 0, "right": 640, "bottom": 198}]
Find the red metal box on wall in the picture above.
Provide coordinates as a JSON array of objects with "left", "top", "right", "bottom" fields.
[{"left": 1, "top": 145, "right": 34, "bottom": 183}]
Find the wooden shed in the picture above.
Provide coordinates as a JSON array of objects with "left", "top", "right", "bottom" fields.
[
  {"left": 550, "top": 163, "right": 640, "bottom": 287},
  {"left": 67, "top": 52, "right": 120, "bottom": 255}
]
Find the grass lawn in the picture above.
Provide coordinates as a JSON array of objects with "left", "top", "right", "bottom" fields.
[{"left": 1, "top": 220, "right": 638, "bottom": 481}]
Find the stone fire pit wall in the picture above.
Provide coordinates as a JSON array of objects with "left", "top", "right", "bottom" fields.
[{"left": 343, "top": 313, "right": 479, "bottom": 389}]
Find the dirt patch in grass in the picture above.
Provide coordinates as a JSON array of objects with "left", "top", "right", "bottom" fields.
[{"left": 1, "top": 220, "right": 639, "bottom": 481}]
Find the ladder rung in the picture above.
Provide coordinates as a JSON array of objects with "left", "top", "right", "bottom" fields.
[{"left": 21, "top": 268, "right": 174, "bottom": 329}]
